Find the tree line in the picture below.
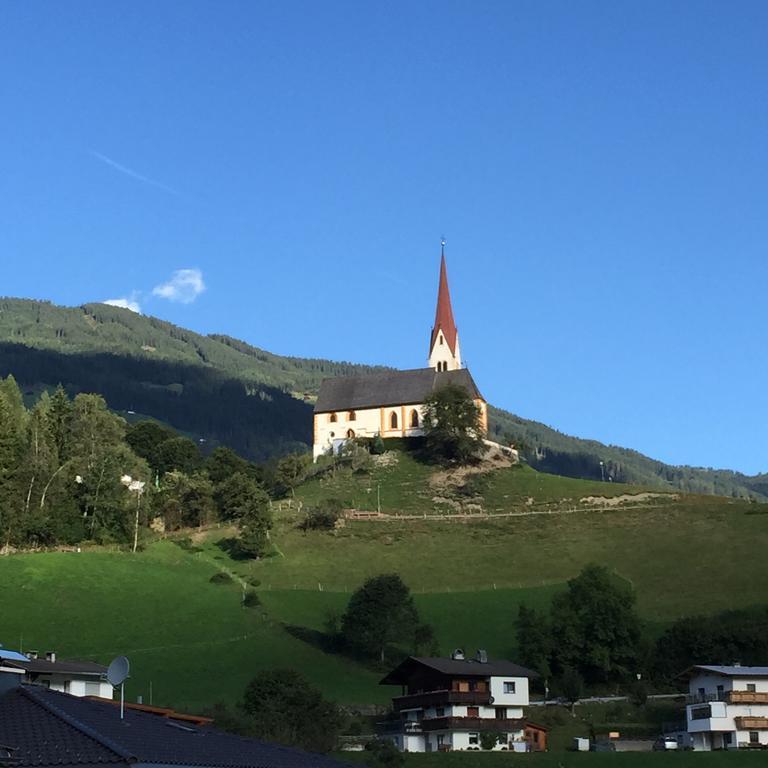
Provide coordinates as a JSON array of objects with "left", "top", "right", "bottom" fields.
[
  {"left": 0, "top": 374, "right": 312, "bottom": 553},
  {"left": 515, "top": 564, "right": 768, "bottom": 701}
]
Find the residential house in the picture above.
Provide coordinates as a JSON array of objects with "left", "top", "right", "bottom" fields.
[
  {"left": 0, "top": 649, "right": 112, "bottom": 699},
  {"left": 0, "top": 680, "right": 346, "bottom": 768},
  {"left": 683, "top": 665, "right": 768, "bottom": 750},
  {"left": 378, "top": 650, "right": 547, "bottom": 752}
]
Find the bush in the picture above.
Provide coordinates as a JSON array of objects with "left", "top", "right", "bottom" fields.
[
  {"left": 302, "top": 498, "right": 344, "bottom": 531},
  {"left": 242, "top": 590, "right": 261, "bottom": 608},
  {"left": 365, "top": 739, "right": 404, "bottom": 768},
  {"left": 247, "top": 577, "right": 261, "bottom": 587},
  {"left": 480, "top": 731, "right": 504, "bottom": 750},
  {"left": 209, "top": 572, "right": 233, "bottom": 584},
  {"left": 173, "top": 536, "right": 202, "bottom": 553}
]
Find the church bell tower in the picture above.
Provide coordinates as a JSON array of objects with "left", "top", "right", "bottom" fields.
[{"left": 428, "top": 241, "right": 462, "bottom": 372}]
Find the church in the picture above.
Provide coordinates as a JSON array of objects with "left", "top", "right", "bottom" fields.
[{"left": 313, "top": 245, "right": 488, "bottom": 459}]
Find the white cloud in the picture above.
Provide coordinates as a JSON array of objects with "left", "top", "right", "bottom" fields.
[
  {"left": 103, "top": 297, "right": 142, "bottom": 313},
  {"left": 152, "top": 268, "right": 206, "bottom": 304}
]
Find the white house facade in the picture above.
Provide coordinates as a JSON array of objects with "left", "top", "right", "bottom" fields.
[
  {"left": 0, "top": 649, "right": 112, "bottom": 699},
  {"left": 684, "top": 665, "right": 768, "bottom": 750},
  {"left": 312, "top": 246, "right": 487, "bottom": 460},
  {"left": 378, "top": 652, "right": 547, "bottom": 753}
]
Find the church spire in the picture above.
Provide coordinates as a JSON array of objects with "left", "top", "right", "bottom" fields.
[{"left": 428, "top": 240, "right": 462, "bottom": 372}]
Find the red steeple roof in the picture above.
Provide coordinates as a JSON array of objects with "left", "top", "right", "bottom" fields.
[{"left": 430, "top": 248, "right": 458, "bottom": 355}]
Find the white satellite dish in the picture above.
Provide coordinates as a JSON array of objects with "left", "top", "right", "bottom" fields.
[
  {"left": 106, "top": 656, "right": 130, "bottom": 719},
  {"left": 107, "top": 655, "right": 130, "bottom": 686}
]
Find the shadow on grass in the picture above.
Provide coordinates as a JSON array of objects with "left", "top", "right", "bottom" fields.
[{"left": 216, "top": 537, "right": 251, "bottom": 561}]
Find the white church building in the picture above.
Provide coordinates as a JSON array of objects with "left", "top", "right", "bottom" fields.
[{"left": 312, "top": 246, "right": 488, "bottom": 459}]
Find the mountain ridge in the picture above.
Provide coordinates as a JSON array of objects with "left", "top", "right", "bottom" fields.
[{"left": 0, "top": 297, "right": 765, "bottom": 497}]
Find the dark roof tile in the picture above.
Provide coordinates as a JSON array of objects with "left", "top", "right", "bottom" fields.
[{"left": 314, "top": 368, "right": 483, "bottom": 413}]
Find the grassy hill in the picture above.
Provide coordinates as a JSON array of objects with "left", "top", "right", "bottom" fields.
[
  {"left": 3, "top": 451, "right": 765, "bottom": 715},
  {"left": 0, "top": 297, "right": 765, "bottom": 496}
]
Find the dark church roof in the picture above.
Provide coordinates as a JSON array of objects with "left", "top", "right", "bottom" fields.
[
  {"left": 0, "top": 684, "right": 345, "bottom": 768},
  {"left": 314, "top": 368, "right": 483, "bottom": 414},
  {"left": 430, "top": 252, "right": 459, "bottom": 355},
  {"left": 380, "top": 656, "right": 538, "bottom": 686}
]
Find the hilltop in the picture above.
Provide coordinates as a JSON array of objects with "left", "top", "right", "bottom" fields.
[{"left": 0, "top": 297, "right": 765, "bottom": 496}]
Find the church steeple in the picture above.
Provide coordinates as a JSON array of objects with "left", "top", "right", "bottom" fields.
[{"left": 428, "top": 241, "right": 462, "bottom": 372}]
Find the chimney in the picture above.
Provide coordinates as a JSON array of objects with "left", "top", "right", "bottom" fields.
[
  {"left": 476, "top": 649, "right": 488, "bottom": 663},
  {"left": 45, "top": 651, "right": 56, "bottom": 663},
  {"left": 26, "top": 651, "right": 38, "bottom": 660},
  {"left": 451, "top": 649, "right": 465, "bottom": 661}
]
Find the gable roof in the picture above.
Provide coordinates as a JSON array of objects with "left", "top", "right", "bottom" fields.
[
  {"left": 429, "top": 253, "right": 458, "bottom": 355},
  {"left": 1, "top": 655, "right": 107, "bottom": 677},
  {"left": 314, "top": 368, "right": 483, "bottom": 414},
  {"left": 683, "top": 665, "right": 768, "bottom": 679},
  {"left": 0, "top": 685, "right": 346, "bottom": 768},
  {"left": 380, "top": 656, "right": 538, "bottom": 686}
]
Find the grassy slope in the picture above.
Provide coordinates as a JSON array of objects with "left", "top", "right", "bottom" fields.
[
  {"left": 339, "top": 753, "right": 766, "bottom": 767},
  {"left": 1, "top": 458, "right": 766, "bottom": 714}
]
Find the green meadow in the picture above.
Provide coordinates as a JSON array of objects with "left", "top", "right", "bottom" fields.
[{"left": 1, "top": 455, "right": 767, "bottom": 718}]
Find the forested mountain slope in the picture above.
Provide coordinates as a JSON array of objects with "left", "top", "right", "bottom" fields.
[{"left": 0, "top": 298, "right": 765, "bottom": 497}]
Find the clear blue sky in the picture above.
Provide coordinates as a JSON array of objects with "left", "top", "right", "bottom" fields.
[{"left": 1, "top": 1, "right": 766, "bottom": 474}]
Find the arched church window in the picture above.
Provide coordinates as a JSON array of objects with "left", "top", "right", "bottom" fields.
[
  {"left": 348, "top": 411, "right": 356, "bottom": 421},
  {"left": 390, "top": 411, "right": 398, "bottom": 429},
  {"left": 330, "top": 413, "right": 337, "bottom": 423},
  {"left": 410, "top": 409, "right": 419, "bottom": 428},
  {"left": 346, "top": 429, "right": 355, "bottom": 439},
  {"left": 439, "top": 335, "right": 443, "bottom": 345}
]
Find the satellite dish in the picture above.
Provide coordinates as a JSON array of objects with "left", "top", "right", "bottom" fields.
[{"left": 107, "top": 656, "right": 130, "bottom": 687}]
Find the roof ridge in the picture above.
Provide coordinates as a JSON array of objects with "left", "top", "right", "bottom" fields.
[{"left": 20, "top": 686, "right": 135, "bottom": 761}]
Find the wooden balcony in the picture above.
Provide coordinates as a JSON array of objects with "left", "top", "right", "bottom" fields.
[
  {"left": 392, "top": 690, "right": 491, "bottom": 710},
  {"left": 421, "top": 716, "right": 524, "bottom": 733},
  {"left": 729, "top": 691, "right": 768, "bottom": 705},
  {"left": 735, "top": 716, "right": 768, "bottom": 730}
]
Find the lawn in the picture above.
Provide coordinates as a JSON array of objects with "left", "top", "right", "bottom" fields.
[
  {"left": 338, "top": 753, "right": 767, "bottom": 768},
  {"left": 0, "top": 541, "right": 383, "bottom": 710}
]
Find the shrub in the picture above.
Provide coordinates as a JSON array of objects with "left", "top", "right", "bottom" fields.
[
  {"left": 242, "top": 590, "right": 261, "bottom": 608},
  {"left": 209, "top": 572, "right": 233, "bottom": 584},
  {"left": 302, "top": 498, "right": 344, "bottom": 531},
  {"left": 247, "top": 577, "right": 261, "bottom": 587},
  {"left": 480, "top": 731, "right": 504, "bottom": 750}
]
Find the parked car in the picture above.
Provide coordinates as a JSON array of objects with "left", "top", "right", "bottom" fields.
[{"left": 653, "top": 737, "right": 679, "bottom": 751}]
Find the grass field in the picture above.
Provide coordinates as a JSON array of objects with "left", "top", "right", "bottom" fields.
[
  {"left": 338, "top": 752, "right": 768, "bottom": 767},
  {"left": 1, "top": 453, "right": 766, "bottom": 722}
]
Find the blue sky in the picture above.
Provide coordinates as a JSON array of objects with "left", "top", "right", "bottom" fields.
[{"left": 1, "top": 1, "right": 766, "bottom": 474}]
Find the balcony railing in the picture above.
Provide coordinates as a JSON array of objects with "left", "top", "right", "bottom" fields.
[
  {"left": 735, "top": 716, "right": 768, "bottom": 730},
  {"left": 687, "top": 691, "right": 768, "bottom": 705},
  {"left": 421, "top": 716, "right": 524, "bottom": 733},
  {"left": 377, "top": 720, "right": 423, "bottom": 735},
  {"left": 392, "top": 690, "right": 491, "bottom": 711}
]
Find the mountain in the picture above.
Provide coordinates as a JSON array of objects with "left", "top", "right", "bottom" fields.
[{"left": 0, "top": 297, "right": 765, "bottom": 497}]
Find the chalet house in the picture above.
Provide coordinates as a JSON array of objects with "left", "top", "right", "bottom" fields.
[
  {"left": 0, "top": 681, "right": 346, "bottom": 768},
  {"left": 683, "top": 665, "right": 768, "bottom": 750},
  {"left": 312, "top": 246, "right": 488, "bottom": 459},
  {"left": 378, "top": 651, "right": 547, "bottom": 753},
  {"left": 0, "top": 649, "right": 112, "bottom": 699}
]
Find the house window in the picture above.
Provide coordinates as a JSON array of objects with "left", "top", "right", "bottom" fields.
[
  {"left": 456, "top": 680, "right": 469, "bottom": 692},
  {"left": 63, "top": 681, "right": 70, "bottom": 693},
  {"left": 435, "top": 707, "right": 445, "bottom": 718},
  {"left": 691, "top": 705, "right": 711, "bottom": 720},
  {"left": 750, "top": 732, "right": 759, "bottom": 744},
  {"left": 84, "top": 681, "right": 101, "bottom": 696},
  {"left": 348, "top": 411, "right": 356, "bottom": 421},
  {"left": 717, "top": 684, "right": 724, "bottom": 699},
  {"left": 329, "top": 413, "right": 337, "bottom": 423},
  {"left": 437, "top": 735, "right": 444, "bottom": 747},
  {"left": 468, "top": 733, "right": 479, "bottom": 746},
  {"left": 467, "top": 706, "right": 479, "bottom": 718},
  {"left": 503, "top": 681, "right": 516, "bottom": 694},
  {"left": 495, "top": 707, "right": 507, "bottom": 719},
  {"left": 724, "top": 733, "right": 732, "bottom": 745},
  {"left": 410, "top": 409, "right": 419, "bottom": 428},
  {"left": 747, "top": 684, "right": 757, "bottom": 692},
  {"left": 390, "top": 411, "right": 398, "bottom": 429},
  {"left": 439, "top": 335, "right": 443, "bottom": 345}
]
